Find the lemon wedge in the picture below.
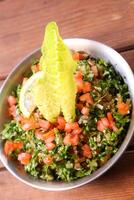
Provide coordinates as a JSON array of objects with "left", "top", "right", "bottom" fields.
[{"left": 19, "top": 71, "right": 44, "bottom": 118}]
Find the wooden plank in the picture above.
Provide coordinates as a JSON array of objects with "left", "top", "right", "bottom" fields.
[
  {"left": 0, "top": 0, "right": 134, "bottom": 77},
  {"left": 0, "top": 152, "right": 133, "bottom": 200},
  {"left": 0, "top": 80, "right": 4, "bottom": 169},
  {"left": 121, "top": 50, "right": 134, "bottom": 71}
]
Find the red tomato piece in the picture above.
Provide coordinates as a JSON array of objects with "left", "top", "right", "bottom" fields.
[
  {"left": 63, "top": 134, "right": 79, "bottom": 146},
  {"left": 80, "top": 93, "right": 93, "bottom": 105},
  {"left": 38, "top": 119, "right": 51, "bottom": 130},
  {"left": 65, "top": 123, "right": 72, "bottom": 133},
  {"left": 81, "top": 107, "right": 89, "bottom": 115},
  {"left": 117, "top": 102, "right": 129, "bottom": 115},
  {"left": 97, "top": 120, "right": 106, "bottom": 132},
  {"left": 7, "top": 95, "right": 17, "bottom": 106},
  {"left": 74, "top": 71, "right": 83, "bottom": 80},
  {"left": 71, "top": 122, "right": 79, "bottom": 129},
  {"left": 43, "top": 155, "right": 53, "bottom": 165},
  {"left": 82, "top": 144, "right": 92, "bottom": 158},
  {"left": 21, "top": 117, "right": 38, "bottom": 131},
  {"left": 4, "top": 141, "right": 14, "bottom": 156},
  {"left": 83, "top": 82, "right": 91, "bottom": 93},
  {"left": 13, "top": 141, "right": 23, "bottom": 150},
  {"left": 107, "top": 112, "right": 113, "bottom": 122},
  {"left": 71, "top": 134, "right": 79, "bottom": 146},
  {"left": 72, "top": 127, "right": 82, "bottom": 135},
  {"left": 75, "top": 79, "right": 84, "bottom": 93},
  {"left": 107, "top": 112, "right": 118, "bottom": 132},
  {"left": 35, "top": 130, "right": 44, "bottom": 140},
  {"left": 63, "top": 134, "right": 72, "bottom": 145},
  {"left": 43, "top": 129, "right": 55, "bottom": 143},
  {"left": 65, "top": 122, "right": 79, "bottom": 133},
  {"left": 57, "top": 116, "right": 66, "bottom": 130},
  {"left": 18, "top": 152, "right": 31, "bottom": 165},
  {"left": 72, "top": 53, "right": 85, "bottom": 61},
  {"left": 101, "top": 117, "right": 110, "bottom": 128},
  {"left": 76, "top": 103, "right": 83, "bottom": 111},
  {"left": 8, "top": 105, "right": 17, "bottom": 118},
  {"left": 21, "top": 122, "right": 36, "bottom": 131},
  {"left": 46, "top": 142, "right": 55, "bottom": 150}
]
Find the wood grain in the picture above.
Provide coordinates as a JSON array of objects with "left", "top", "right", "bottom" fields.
[
  {"left": 0, "top": 0, "right": 134, "bottom": 78},
  {"left": 0, "top": 0, "right": 134, "bottom": 199},
  {"left": 121, "top": 50, "right": 134, "bottom": 70},
  {"left": 0, "top": 152, "right": 133, "bottom": 200}
]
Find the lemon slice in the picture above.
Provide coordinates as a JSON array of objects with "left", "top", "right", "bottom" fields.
[{"left": 19, "top": 71, "right": 44, "bottom": 118}]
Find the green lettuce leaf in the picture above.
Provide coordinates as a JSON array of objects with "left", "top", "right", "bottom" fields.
[{"left": 33, "top": 22, "right": 76, "bottom": 122}]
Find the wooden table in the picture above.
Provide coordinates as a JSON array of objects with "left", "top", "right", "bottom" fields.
[{"left": 0, "top": 0, "right": 134, "bottom": 199}]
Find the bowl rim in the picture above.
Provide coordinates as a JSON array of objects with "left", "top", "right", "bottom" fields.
[{"left": 0, "top": 38, "right": 134, "bottom": 191}]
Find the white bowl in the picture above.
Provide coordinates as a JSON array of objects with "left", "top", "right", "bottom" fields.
[{"left": 0, "top": 39, "right": 134, "bottom": 191}]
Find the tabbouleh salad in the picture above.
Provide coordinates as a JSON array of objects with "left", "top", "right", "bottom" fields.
[{"left": 1, "top": 51, "right": 131, "bottom": 182}]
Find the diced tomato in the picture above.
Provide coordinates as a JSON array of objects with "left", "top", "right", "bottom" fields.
[
  {"left": 21, "top": 122, "right": 36, "bottom": 131},
  {"left": 43, "top": 129, "right": 55, "bottom": 143},
  {"left": 4, "top": 141, "right": 14, "bottom": 155},
  {"left": 13, "top": 141, "right": 23, "bottom": 150},
  {"left": 65, "top": 122, "right": 80, "bottom": 133},
  {"left": 82, "top": 144, "right": 92, "bottom": 158},
  {"left": 63, "top": 134, "right": 79, "bottom": 146},
  {"left": 65, "top": 123, "right": 72, "bottom": 133},
  {"left": 21, "top": 117, "right": 38, "bottom": 131},
  {"left": 107, "top": 112, "right": 118, "bottom": 132},
  {"left": 97, "top": 120, "right": 106, "bottom": 132},
  {"left": 97, "top": 117, "right": 110, "bottom": 132},
  {"left": 72, "top": 53, "right": 85, "bottom": 61},
  {"left": 35, "top": 130, "right": 44, "bottom": 140},
  {"left": 107, "top": 112, "right": 113, "bottom": 122},
  {"left": 75, "top": 79, "right": 84, "bottom": 93},
  {"left": 117, "top": 102, "right": 129, "bottom": 115},
  {"left": 31, "top": 64, "right": 40, "bottom": 73},
  {"left": 76, "top": 103, "right": 83, "bottom": 110},
  {"left": 83, "top": 82, "right": 91, "bottom": 93},
  {"left": 81, "top": 107, "right": 89, "bottom": 115},
  {"left": 46, "top": 142, "right": 55, "bottom": 150},
  {"left": 57, "top": 116, "right": 66, "bottom": 130},
  {"left": 80, "top": 93, "right": 93, "bottom": 105},
  {"left": 18, "top": 152, "right": 31, "bottom": 165},
  {"left": 8, "top": 105, "right": 17, "bottom": 118},
  {"left": 43, "top": 155, "right": 53, "bottom": 165},
  {"left": 38, "top": 119, "right": 51, "bottom": 131},
  {"left": 71, "top": 134, "right": 79, "bottom": 146},
  {"left": 75, "top": 70, "right": 84, "bottom": 93},
  {"left": 7, "top": 95, "right": 17, "bottom": 106},
  {"left": 71, "top": 122, "right": 79, "bottom": 129},
  {"left": 63, "top": 134, "right": 72, "bottom": 145},
  {"left": 91, "top": 65, "right": 98, "bottom": 77},
  {"left": 72, "top": 127, "right": 82, "bottom": 135},
  {"left": 75, "top": 71, "right": 83, "bottom": 80},
  {"left": 101, "top": 117, "right": 110, "bottom": 128}
]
